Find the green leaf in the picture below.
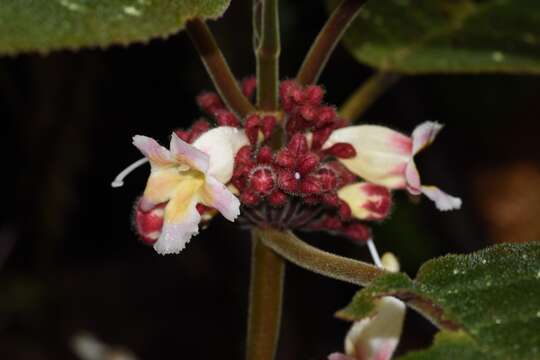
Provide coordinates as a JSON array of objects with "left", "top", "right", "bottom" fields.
[
  {"left": 0, "top": 0, "right": 231, "bottom": 55},
  {"left": 398, "top": 331, "right": 486, "bottom": 360},
  {"left": 338, "top": 242, "right": 540, "bottom": 359},
  {"left": 331, "top": 0, "right": 540, "bottom": 74}
]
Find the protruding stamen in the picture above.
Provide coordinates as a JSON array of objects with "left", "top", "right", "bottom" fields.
[
  {"left": 366, "top": 238, "right": 383, "bottom": 268},
  {"left": 111, "top": 158, "right": 149, "bottom": 188}
]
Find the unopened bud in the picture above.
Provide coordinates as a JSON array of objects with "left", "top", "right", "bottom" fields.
[
  {"left": 249, "top": 166, "right": 276, "bottom": 195},
  {"left": 134, "top": 201, "right": 165, "bottom": 246},
  {"left": 215, "top": 110, "right": 240, "bottom": 127},
  {"left": 326, "top": 142, "right": 357, "bottom": 159},
  {"left": 268, "top": 190, "right": 287, "bottom": 207}
]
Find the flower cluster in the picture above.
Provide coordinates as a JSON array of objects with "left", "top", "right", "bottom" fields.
[{"left": 113, "top": 78, "right": 461, "bottom": 255}]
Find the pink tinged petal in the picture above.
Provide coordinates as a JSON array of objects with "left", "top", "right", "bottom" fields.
[
  {"left": 404, "top": 161, "right": 422, "bottom": 195},
  {"left": 324, "top": 125, "right": 411, "bottom": 189},
  {"left": 201, "top": 175, "right": 241, "bottom": 222},
  {"left": 421, "top": 186, "right": 462, "bottom": 211},
  {"left": 411, "top": 121, "right": 443, "bottom": 156},
  {"left": 192, "top": 126, "right": 249, "bottom": 183},
  {"left": 345, "top": 297, "right": 406, "bottom": 360},
  {"left": 132, "top": 135, "right": 174, "bottom": 167},
  {"left": 169, "top": 132, "right": 210, "bottom": 173},
  {"left": 338, "top": 183, "right": 391, "bottom": 221}
]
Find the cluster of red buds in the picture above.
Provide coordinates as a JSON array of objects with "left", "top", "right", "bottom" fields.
[{"left": 132, "top": 78, "right": 393, "bottom": 246}]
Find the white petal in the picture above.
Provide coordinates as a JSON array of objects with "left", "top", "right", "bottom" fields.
[
  {"left": 193, "top": 127, "right": 249, "bottom": 183},
  {"left": 154, "top": 198, "right": 201, "bottom": 255},
  {"left": 324, "top": 125, "right": 411, "bottom": 189},
  {"left": 345, "top": 297, "right": 406, "bottom": 360},
  {"left": 411, "top": 121, "right": 443, "bottom": 156},
  {"left": 201, "top": 175, "right": 241, "bottom": 222},
  {"left": 170, "top": 132, "right": 210, "bottom": 173},
  {"left": 421, "top": 186, "right": 462, "bottom": 211},
  {"left": 133, "top": 135, "right": 174, "bottom": 167}
]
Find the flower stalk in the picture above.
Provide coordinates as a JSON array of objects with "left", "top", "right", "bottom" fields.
[
  {"left": 256, "top": 0, "right": 281, "bottom": 111},
  {"left": 296, "top": 0, "right": 369, "bottom": 85},
  {"left": 246, "top": 230, "right": 285, "bottom": 360},
  {"left": 340, "top": 72, "right": 401, "bottom": 123},
  {"left": 255, "top": 228, "right": 388, "bottom": 286},
  {"left": 185, "top": 18, "right": 255, "bottom": 117}
]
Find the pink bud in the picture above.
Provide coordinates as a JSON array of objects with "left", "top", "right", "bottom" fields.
[
  {"left": 316, "top": 167, "right": 338, "bottom": 192},
  {"left": 235, "top": 145, "right": 254, "bottom": 166},
  {"left": 344, "top": 223, "right": 371, "bottom": 242},
  {"left": 189, "top": 119, "right": 211, "bottom": 142},
  {"left": 311, "top": 127, "right": 334, "bottom": 151},
  {"left": 316, "top": 106, "right": 336, "bottom": 128},
  {"left": 275, "top": 149, "right": 296, "bottom": 169},
  {"left": 241, "top": 190, "right": 261, "bottom": 206},
  {"left": 299, "top": 105, "right": 317, "bottom": 122},
  {"left": 300, "top": 175, "right": 322, "bottom": 195},
  {"left": 175, "top": 129, "right": 191, "bottom": 142},
  {"left": 326, "top": 143, "right": 357, "bottom": 159}
]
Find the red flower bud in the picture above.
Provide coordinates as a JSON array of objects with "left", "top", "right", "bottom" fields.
[
  {"left": 278, "top": 170, "right": 299, "bottom": 193},
  {"left": 338, "top": 200, "right": 352, "bottom": 220},
  {"left": 215, "top": 110, "right": 240, "bottom": 127},
  {"left": 321, "top": 192, "right": 339, "bottom": 207},
  {"left": 322, "top": 216, "right": 343, "bottom": 230},
  {"left": 135, "top": 202, "right": 165, "bottom": 246},
  {"left": 175, "top": 129, "right": 191, "bottom": 142},
  {"left": 275, "top": 149, "right": 296, "bottom": 169},
  {"left": 261, "top": 115, "right": 277, "bottom": 140},
  {"left": 241, "top": 190, "right": 261, "bottom": 206},
  {"left": 235, "top": 145, "right": 254, "bottom": 166},
  {"left": 257, "top": 146, "right": 274, "bottom": 164},
  {"left": 316, "top": 106, "right": 336, "bottom": 128},
  {"left": 268, "top": 190, "right": 287, "bottom": 207},
  {"left": 297, "top": 153, "right": 320, "bottom": 175},
  {"left": 189, "top": 119, "right": 211, "bottom": 142},
  {"left": 299, "top": 175, "right": 322, "bottom": 195},
  {"left": 316, "top": 166, "right": 338, "bottom": 192},
  {"left": 304, "top": 85, "right": 324, "bottom": 105},
  {"left": 325, "top": 142, "right": 357, "bottom": 159},
  {"left": 311, "top": 126, "right": 334, "bottom": 151},
  {"left": 249, "top": 166, "right": 276, "bottom": 195},
  {"left": 344, "top": 223, "right": 371, "bottom": 243},
  {"left": 196, "top": 92, "right": 223, "bottom": 114},
  {"left": 242, "top": 76, "right": 257, "bottom": 98},
  {"left": 245, "top": 114, "right": 261, "bottom": 145},
  {"left": 287, "top": 133, "right": 308, "bottom": 156},
  {"left": 299, "top": 105, "right": 317, "bottom": 122}
]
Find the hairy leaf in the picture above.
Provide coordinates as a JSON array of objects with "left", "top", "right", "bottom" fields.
[
  {"left": 331, "top": 0, "right": 540, "bottom": 74},
  {"left": 338, "top": 242, "right": 540, "bottom": 359},
  {"left": 0, "top": 0, "right": 230, "bottom": 54}
]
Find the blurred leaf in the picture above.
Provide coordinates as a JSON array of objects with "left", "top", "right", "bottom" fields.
[
  {"left": 331, "top": 0, "right": 540, "bottom": 74},
  {"left": 338, "top": 242, "right": 540, "bottom": 359},
  {"left": 398, "top": 331, "right": 486, "bottom": 360},
  {"left": 0, "top": 0, "right": 231, "bottom": 54}
]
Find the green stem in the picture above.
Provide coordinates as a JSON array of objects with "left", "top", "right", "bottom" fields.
[
  {"left": 340, "top": 71, "right": 401, "bottom": 123},
  {"left": 255, "top": 228, "right": 387, "bottom": 286},
  {"left": 256, "top": 0, "right": 281, "bottom": 111},
  {"left": 246, "top": 230, "right": 285, "bottom": 360},
  {"left": 185, "top": 18, "right": 255, "bottom": 118},
  {"left": 296, "top": 0, "right": 368, "bottom": 85}
]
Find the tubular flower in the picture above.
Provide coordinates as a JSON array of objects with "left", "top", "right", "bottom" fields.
[
  {"left": 323, "top": 122, "right": 462, "bottom": 211},
  {"left": 129, "top": 127, "right": 247, "bottom": 254},
  {"left": 329, "top": 253, "right": 406, "bottom": 360},
  {"left": 114, "top": 78, "right": 461, "bottom": 251}
]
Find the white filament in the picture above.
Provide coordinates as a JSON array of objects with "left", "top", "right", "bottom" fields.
[
  {"left": 367, "top": 238, "right": 383, "bottom": 268},
  {"left": 111, "top": 158, "right": 149, "bottom": 188}
]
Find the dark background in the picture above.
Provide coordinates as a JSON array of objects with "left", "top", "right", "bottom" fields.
[{"left": 1, "top": 0, "right": 539, "bottom": 359}]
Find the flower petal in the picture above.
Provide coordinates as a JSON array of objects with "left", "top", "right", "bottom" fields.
[
  {"left": 421, "top": 185, "right": 462, "bottom": 211},
  {"left": 404, "top": 160, "right": 422, "bottom": 195},
  {"left": 200, "top": 175, "right": 241, "bottom": 222},
  {"left": 170, "top": 132, "right": 210, "bottom": 173},
  {"left": 133, "top": 135, "right": 174, "bottom": 167},
  {"left": 327, "top": 353, "right": 355, "bottom": 360},
  {"left": 192, "top": 126, "right": 249, "bottom": 183},
  {"left": 411, "top": 121, "right": 443, "bottom": 156},
  {"left": 345, "top": 297, "right": 406, "bottom": 360},
  {"left": 154, "top": 176, "right": 205, "bottom": 255},
  {"left": 338, "top": 182, "right": 391, "bottom": 221},
  {"left": 324, "top": 125, "right": 411, "bottom": 189},
  {"left": 139, "top": 167, "right": 184, "bottom": 211}
]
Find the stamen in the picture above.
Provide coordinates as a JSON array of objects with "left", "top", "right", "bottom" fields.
[
  {"left": 367, "top": 238, "right": 383, "bottom": 268},
  {"left": 294, "top": 172, "right": 301, "bottom": 180},
  {"left": 111, "top": 158, "right": 149, "bottom": 188}
]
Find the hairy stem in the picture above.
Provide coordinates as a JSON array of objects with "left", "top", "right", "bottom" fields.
[
  {"left": 246, "top": 230, "right": 285, "bottom": 360},
  {"left": 340, "top": 71, "right": 401, "bottom": 122},
  {"left": 256, "top": 0, "right": 281, "bottom": 111},
  {"left": 255, "top": 228, "right": 387, "bottom": 286},
  {"left": 185, "top": 18, "right": 255, "bottom": 117},
  {"left": 296, "top": 0, "right": 368, "bottom": 85}
]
